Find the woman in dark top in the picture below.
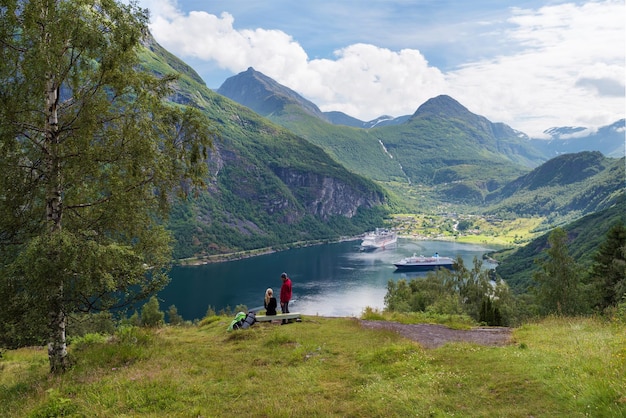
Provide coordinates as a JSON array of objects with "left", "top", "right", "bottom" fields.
[{"left": 264, "top": 288, "right": 277, "bottom": 315}]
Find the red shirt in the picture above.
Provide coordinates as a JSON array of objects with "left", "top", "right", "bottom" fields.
[{"left": 280, "top": 277, "right": 292, "bottom": 303}]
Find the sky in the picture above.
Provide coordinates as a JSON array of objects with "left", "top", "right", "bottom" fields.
[{"left": 137, "top": 0, "right": 625, "bottom": 138}]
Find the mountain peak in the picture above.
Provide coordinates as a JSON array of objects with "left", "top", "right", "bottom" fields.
[
  {"left": 217, "top": 68, "right": 327, "bottom": 121},
  {"left": 412, "top": 95, "right": 471, "bottom": 119}
]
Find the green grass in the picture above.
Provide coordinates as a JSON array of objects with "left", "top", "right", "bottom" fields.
[
  {"left": 390, "top": 213, "right": 545, "bottom": 247},
  {"left": 1, "top": 316, "right": 624, "bottom": 417}
]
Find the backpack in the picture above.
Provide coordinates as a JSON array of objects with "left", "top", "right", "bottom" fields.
[
  {"left": 241, "top": 311, "right": 256, "bottom": 329},
  {"left": 227, "top": 311, "right": 247, "bottom": 331}
]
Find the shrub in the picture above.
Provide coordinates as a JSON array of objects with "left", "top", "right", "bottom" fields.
[
  {"left": 140, "top": 296, "right": 164, "bottom": 327},
  {"left": 167, "top": 305, "right": 184, "bottom": 326},
  {"left": 361, "top": 306, "right": 385, "bottom": 320},
  {"left": 70, "top": 333, "right": 108, "bottom": 351},
  {"left": 205, "top": 305, "right": 216, "bottom": 317},
  {"left": 67, "top": 311, "right": 116, "bottom": 338},
  {"left": 29, "top": 389, "right": 78, "bottom": 418}
]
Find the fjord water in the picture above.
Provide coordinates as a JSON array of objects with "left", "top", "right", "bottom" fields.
[{"left": 159, "top": 239, "right": 497, "bottom": 320}]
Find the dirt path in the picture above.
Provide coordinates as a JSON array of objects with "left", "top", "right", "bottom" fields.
[{"left": 360, "top": 320, "right": 512, "bottom": 349}]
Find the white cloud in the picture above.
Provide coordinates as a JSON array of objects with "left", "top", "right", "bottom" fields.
[
  {"left": 147, "top": 3, "right": 447, "bottom": 121},
  {"left": 145, "top": 0, "right": 625, "bottom": 137},
  {"left": 447, "top": 0, "right": 625, "bottom": 136}
]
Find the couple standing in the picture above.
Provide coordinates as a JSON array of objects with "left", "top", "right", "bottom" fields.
[{"left": 264, "top": 272, "right": 292, "bottom": 324}]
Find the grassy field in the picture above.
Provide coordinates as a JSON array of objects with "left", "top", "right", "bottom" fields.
[
  {"left": 390, "top": 214, "right": 545, "bottom": 247},
  {"left": 1, "top": 315, "right": 624, "bottom": 417}
]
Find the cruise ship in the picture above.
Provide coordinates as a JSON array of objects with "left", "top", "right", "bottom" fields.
[
  {"left": 359, "top": 228, "right": 397, "bottom": 252},
  {"left": 393, "top": 253, "right": 455, "bottom": 271}
]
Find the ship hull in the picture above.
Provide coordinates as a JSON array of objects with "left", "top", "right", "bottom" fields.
[
  {"left": 393, "top": 255, "right": 455, "bottom": 271},
  {"left": 393, "top": 262, "right": 454, "bottom": 271}
]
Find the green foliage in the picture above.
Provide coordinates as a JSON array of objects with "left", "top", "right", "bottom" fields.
[
  {"left": 67, "top": 312, "right": 116, "bottom": 340},
  {"left": 233, "top": 304, "right": 249, "bottom": 315},
  {"left": 125, "top": 311, "right": 142, "bottom": 327},
  {"left": 486, "top": 153, "right": 624, "bottom": 226},
  {"left": 167, "top": 305, "right": 184, "bottom": 326},
  {"left": 614, "top": 298, "right": 626, "bottom": 324},
  {"left": 497, "top": 196, "right": 626, "bottom": 292},
  {"left": 204, "top": 306, "right": 217, "bottom": 317},
  {"left": 457, "top": 219, "right": 474, "bottom": 231},
  {"left": 0, "top": 0, "right": 213, "bottom": 371},
  {"left": 140, "top": 296, "right": 164, "bottom": 328},
  {"left": 588, "top": 223, "right": 626, "bottom": 310},
  {"left": 4, "top": 317, "right": 624, "bottom": 417},
  {"left": 114, "top": 325, "right": 153, "bottom": 347},
  {"left": 532, "top": 228, "right": 587, "bottom": 315},
  {"left": 29, "top": 389, "right": 78, "bottom": 418},
  {"left": 70, "top": 333, "right": 108, "bottom": 351},
  {"left": 385, "top": 258, "right": 514, "bottom": 326},
  {"left": 360, "top": 307, "right": 387, "bottom": 320}
]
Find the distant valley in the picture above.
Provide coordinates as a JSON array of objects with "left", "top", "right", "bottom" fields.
[
  {"left": 217, "top": 67, "right": 624, "bottom": 214},
  {"left": 142, "top": 41, "right": 624, "bottom": 285}
]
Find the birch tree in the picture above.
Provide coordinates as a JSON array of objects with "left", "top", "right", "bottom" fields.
[{"left": 0, "top": 0, "right": 213, "bottom": 372}]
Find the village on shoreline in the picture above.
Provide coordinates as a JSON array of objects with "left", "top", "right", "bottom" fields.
[{"left": 176, "top": 213, "right": 540, "bottom": 266}]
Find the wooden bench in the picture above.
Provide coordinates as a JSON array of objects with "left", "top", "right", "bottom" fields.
[{"left": 255, "top": 312, "right": 301, "bottom": 322}]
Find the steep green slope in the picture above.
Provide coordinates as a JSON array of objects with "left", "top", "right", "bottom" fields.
[
  {"left": 217, "top": 69, "right": 547, "bottom": 205},
  {"left": 270, "top": 104, "right": 408, "bottom": 183},
  {"left": 372, "top": 96, "right": 545, "bottom": 197},
  {"left": 140, "top": 39, "right": 390, "bottom": 259},
  {"left": 495, "top": 194, "right": 626, "bottom": 292},
  {"left": 485, "top": 152, "right": 625, "bottom": 223},
  {"left": 217, "top": 69, "right": 407, "bottom": 182}
]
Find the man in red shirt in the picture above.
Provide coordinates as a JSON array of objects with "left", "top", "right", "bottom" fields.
[{"left": 280, "top": 272, "right": 292, "bottom": 324}]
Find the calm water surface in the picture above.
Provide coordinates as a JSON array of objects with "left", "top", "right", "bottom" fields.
[{"left": 159, "top": 239, "right": 497, "bottom": 320}]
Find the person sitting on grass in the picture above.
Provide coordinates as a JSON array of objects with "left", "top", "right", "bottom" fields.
[{"left": 264, "top": 288, "right": 277, "bottom": 316}]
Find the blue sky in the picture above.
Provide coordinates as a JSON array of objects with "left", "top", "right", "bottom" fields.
[{"left": 139, "top": 0, "right": 625, "bottom": 137}]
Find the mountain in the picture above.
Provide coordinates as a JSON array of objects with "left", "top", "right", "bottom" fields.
[
  {"left": 495, "top": 194, "right": 626, "bottom": 293},
  {"left": 368, "top": 95, "right": 546, "bottom": 202},
  {"left": 142, "top": 41, "right": 389, "bottom": 259},
  {"left": 217, "top": 67, "right": 410, "bottom": 129},
  {"left": 361, "top": 115, "right": 411, "bottom": 128},
  {"left": 529, "top": 119, "right": 625, "bottom": 158},
  {"left": 217, "top": 69, "right": 547, "bottom": 204},
  {"left": 220, "top": 68, "right": 409, "bottom": 184},
  {"left": 485, "top": 151, "right": 625, "bottom": 224},
  {"left": 322, "top": 111, "right": 364, "bottom": 127},
  {"left": 216, "top": 67, "right": 329, "bottom": 122},
  {"left": 324, "top": 111, "right": 411, "bottom": 128}
]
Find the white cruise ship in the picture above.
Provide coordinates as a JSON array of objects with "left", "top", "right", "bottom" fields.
[{"left": 359, "top": 228, "right": 397, "bottom": 252}]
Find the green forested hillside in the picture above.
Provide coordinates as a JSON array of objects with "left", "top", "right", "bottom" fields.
[
  {"left": 372, "top": 96, "right": 545, "bottom": 201},
  {"left": 268, "top": 104, "right": 408, "bottom": 183},
  {"left": 217, "top": 68, "right": 407, "bottom": 183},
  {"left": 495, "top": 194, "right": 626, "bottom": 292},
  {"left": 485, "top": 152, "right": 625, "bottom": 225},
  {"left": 151, "top": 45, "right": 624, "bottom": 261},
  {"left": 141, "top": 39, "right": 390, "bottom": 259},
  {"left": 217, "top": 69, "right": 548, "bottom": 204}
]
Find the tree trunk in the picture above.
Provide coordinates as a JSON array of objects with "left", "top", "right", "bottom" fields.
[
  {"left": 45, "top": 66, "right": 67, "bottom": 372},
  {"left": 48, "top": 305, "right": 67, "bottom": 373}
]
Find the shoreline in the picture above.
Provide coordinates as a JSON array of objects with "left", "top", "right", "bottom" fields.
[
  {"left": 175, "top": 235, "right": 361, "bottom": 266},
  {"left": 174, "top": 232, "right": 507, "bottom": 267}
]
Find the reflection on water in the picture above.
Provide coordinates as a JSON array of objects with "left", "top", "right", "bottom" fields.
[{"left": 159, "top": 239, "right": 497, "bottom": 320}]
